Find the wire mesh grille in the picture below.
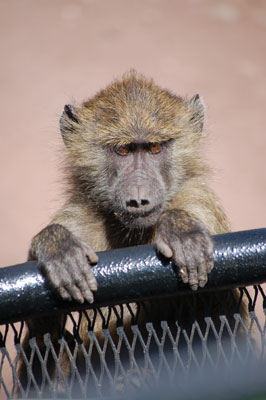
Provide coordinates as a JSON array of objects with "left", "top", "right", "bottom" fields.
[{"left": 1, "top": 285, "right": 266, "bottom": 399}]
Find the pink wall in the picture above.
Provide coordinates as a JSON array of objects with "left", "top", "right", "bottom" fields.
[
  {"left": 0, "top": 0, "right": 266, "bottom": 267},
  {"left": 0, "top": 1, "right": 265, "bottom": 394}
]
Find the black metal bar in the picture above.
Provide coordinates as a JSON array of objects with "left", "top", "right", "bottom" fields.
[{"left": 0, "top": 228, "right": 266, "bottom": 324}]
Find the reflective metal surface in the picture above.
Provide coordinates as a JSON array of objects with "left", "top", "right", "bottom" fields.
[{"left": 0, "top": 228, "right": 266, "bottom": 324}]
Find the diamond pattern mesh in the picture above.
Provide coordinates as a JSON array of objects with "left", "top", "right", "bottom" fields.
[{"left": 0, "top": 285, "right": 265, "bottom": 399}]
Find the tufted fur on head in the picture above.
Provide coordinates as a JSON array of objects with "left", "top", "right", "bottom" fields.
[{"left": 59, "top": 71, "right": 208, "bottom": 205}]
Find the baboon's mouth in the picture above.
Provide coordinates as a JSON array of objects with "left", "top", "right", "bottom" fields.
[
  {"left": 114, "top": 205, "right": 160, "bottom": 219},
  {"left": 131, "top": 206, "right": 159, "bottom": 218}
]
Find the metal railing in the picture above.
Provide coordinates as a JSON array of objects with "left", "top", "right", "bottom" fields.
[{"left": 0, "top": 228, "right": 266, "bottom": 399}]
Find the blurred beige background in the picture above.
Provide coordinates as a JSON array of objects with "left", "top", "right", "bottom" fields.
[{"left": 0, "top": 0, "right": 266, "bottom": 268}]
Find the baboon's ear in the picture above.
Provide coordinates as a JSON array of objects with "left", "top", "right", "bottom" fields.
[
  {"left": 187, "top": 94, "right": 205, "bottom": 132},
  {"left": 59, "top": 104, "right": 80, "bottom": 142}
]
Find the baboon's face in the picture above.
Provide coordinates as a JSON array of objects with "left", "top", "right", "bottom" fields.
[
  {"left": 105, "top": 139, "right": 174, "bottom": 228},
  {"left": 59, "top": 73, "right": 205, "bottom": 231}
]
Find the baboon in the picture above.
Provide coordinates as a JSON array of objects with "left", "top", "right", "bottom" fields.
[
  {"left": 19, "top": 71, "right": 246, "bottom": 397},
  {"left": 30, "top": 72, "right": 229, "bottom": 299}
]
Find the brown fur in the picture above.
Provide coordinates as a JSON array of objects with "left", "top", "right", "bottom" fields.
[
  {"left": 57, "top": 71, "right": 228, "bottom": 245},
  {"left": 18, "top": 71, "right": 243, "bottom": 396}
]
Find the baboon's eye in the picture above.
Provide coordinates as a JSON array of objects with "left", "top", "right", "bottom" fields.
[
  {"left": 148, "top": 142, "right": 162, "bottom": 154},
  {"left": 114, "top": 144, "right": 131, "bottom": 156}
]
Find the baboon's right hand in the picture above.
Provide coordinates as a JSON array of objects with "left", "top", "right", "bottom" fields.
[{"left": 28, "top": 224, "right": 98, "bottom": 303}]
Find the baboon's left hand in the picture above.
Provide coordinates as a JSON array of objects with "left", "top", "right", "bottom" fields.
[{"left": 155, "top": 211, "right": 214, "bottom": 290}]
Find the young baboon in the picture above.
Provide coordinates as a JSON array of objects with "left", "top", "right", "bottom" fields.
[
  {"left": 30, "top": 71, "right": 229, "bottom": 300},
  {"left": 19, "top": 71, "right": 239, "bottom": 395}
]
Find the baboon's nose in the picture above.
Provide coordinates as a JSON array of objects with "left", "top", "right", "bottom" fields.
[{"left": 126, "top": 198, "right": 150, "bottom": 208}]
